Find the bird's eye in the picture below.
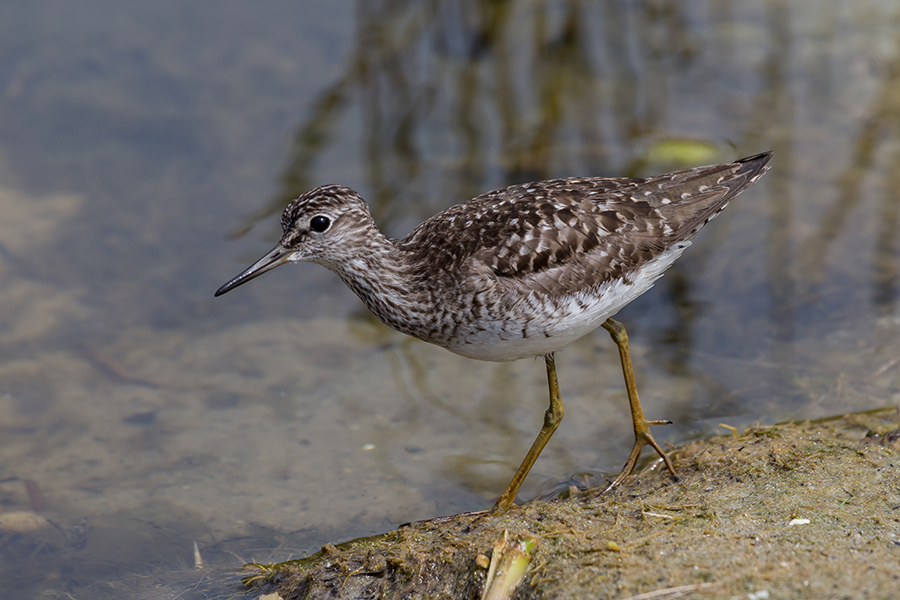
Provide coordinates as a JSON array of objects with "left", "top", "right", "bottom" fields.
[{"left": 310, "top": 215, "right": 331, "bottom": 233}]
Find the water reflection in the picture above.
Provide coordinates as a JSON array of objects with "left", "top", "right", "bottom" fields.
[
  {"left": 270, "top": 0, "right": 748, "bottom": 233},
  {"left": 798, "top": 35, "right": 900, "bottom": 315},
  {"left": 2, "top": 0, "right": 900, "bottom": 598}
]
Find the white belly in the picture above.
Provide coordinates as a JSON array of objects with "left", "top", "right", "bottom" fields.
[{"left": 444, "top": 242, "right": 691, "bottom": 361}]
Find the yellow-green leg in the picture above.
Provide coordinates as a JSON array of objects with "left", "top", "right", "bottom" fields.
[
  {"left": 494, "top": 353, "right": 564, "bottom": 510},
  {"left": 602, "top": 318, "right": 677, "bottom": 488}
]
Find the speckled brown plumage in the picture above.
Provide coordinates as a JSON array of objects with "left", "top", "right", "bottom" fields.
[
  {"left": 215, "top": 151, "right": 772, "bottom": 507},
  {"left": 402, "top": 154, "right": 767, "bottom": 281}
]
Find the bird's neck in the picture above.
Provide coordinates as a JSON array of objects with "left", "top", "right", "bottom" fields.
[{"left": 327, "top": 234, "right": 434, "bottom": 339}]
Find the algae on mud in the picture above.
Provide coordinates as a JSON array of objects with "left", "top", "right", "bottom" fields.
[{"left": 243, "top": 408, "right": 900, "bottom": 599}]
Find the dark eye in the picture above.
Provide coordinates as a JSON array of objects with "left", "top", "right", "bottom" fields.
[{"left": 310, "top": 215, "right": 331, "bottom": 232}]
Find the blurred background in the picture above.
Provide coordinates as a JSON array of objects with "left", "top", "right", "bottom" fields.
[{"left": 1, "top": 1, "right": 900, "bottom": 598}]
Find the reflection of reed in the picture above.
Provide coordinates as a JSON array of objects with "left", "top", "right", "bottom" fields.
[
  {"left": 762, "top": 0, "right": 795, "bottom": 343},
  {"left": 798, "top": 46, "right": 900, "bottom": 313},
  {"left": 269, "top": 0, "right": 715, "bottom": 233},
  {"left": 875, "top": 147, "right": 900, "bottom": 311}
]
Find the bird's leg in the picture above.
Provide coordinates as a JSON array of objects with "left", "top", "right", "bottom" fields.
[
  {"left": 494, "top": 353, "right": 564, "bottom": 510},
  {"left": 601, "top": 318, "right": 677, "bottom": 489}
]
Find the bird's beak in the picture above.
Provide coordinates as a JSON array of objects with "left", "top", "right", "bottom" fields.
[{"left": 214, "top": 244, "right": 294, "bottom": 297}]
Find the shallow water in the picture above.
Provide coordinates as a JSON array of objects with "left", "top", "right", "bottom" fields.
[{"left": 2, "top": 1, "right": 900, "bottom": 598}]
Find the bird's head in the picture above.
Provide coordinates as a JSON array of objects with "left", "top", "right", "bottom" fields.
[{"left": 214, "top": 185, "right": 377, "bottom": 296}]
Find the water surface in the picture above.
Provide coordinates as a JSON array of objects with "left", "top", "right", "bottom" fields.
[{"left": 2, "top": 1, "right": 900, "bottom": 598}]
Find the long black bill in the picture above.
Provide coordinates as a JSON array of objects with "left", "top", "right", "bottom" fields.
[{"left": 214, "top": 244, "right": 294, "bottom": 297}]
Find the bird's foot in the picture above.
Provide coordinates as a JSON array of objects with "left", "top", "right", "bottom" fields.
[{"left": 604, "top": 418, "right": 677, "bottom": 493}]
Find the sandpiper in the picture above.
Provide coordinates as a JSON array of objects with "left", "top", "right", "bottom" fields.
[{"left": 216, "top": 152, "right": 771, "bottom": 509}]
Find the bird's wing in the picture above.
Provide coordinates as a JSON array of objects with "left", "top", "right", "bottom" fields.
[{"left": 403, "top": 153, "right": 770, "bottom": 293}]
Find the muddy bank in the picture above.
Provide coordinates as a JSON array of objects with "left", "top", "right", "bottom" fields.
[{"left": 245, "top": 408, "right": 900, "bottom": 599}]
